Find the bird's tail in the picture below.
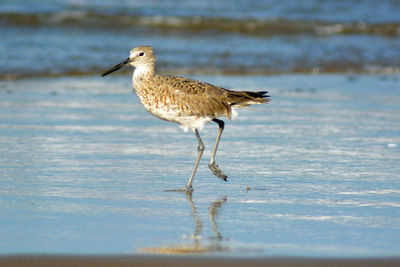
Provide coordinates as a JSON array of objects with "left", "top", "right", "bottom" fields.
[{"left": 227, "top": 90, "right": 270, "bottom": 107}]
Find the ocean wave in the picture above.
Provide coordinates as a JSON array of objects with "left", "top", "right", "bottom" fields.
[
  {"left": 1, "top": 11, "right": 399, "bottom": 36},
  {"left": 2, "top": 65, "right": 399, "bottom": 80}
]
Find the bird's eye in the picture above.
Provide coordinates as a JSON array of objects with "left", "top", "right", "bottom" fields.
[{"left": 139, "top": 52, "right": 144, "bottom": 56}]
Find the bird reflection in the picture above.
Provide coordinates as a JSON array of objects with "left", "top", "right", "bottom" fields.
[
  {"left": 208, "top": 193, "right": 226, "bottom": 241},
  {"left": 187, "top": 191, "right": 227, "bottom": 246},
  {"left": 141, "top": 192, "right": 229, "bottom": 254},
  {"left": 186, "top": 191, "right": 203, "bottom": 241}
]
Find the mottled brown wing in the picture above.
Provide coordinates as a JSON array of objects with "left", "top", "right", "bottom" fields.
[{"left": 158, "top": 75, "right": 233, "bottom": 118}]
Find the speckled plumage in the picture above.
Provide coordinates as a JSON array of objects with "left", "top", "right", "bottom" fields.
[{"left": 102, "top": 46, "right": 270, "bottom": 191}]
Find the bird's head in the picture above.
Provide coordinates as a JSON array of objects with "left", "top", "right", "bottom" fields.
[{"left": 101, "top": 46, "right": 155, "bottom": 77}]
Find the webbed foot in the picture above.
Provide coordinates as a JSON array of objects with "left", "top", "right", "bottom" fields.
[{"left": 165, "top": 185, "right": 193, "bottom": 192}]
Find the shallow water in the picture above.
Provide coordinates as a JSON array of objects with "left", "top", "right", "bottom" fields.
[{"left": 0, "top": 74, "right": 399, "bottom": 256}]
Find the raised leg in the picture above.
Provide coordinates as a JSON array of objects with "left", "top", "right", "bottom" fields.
[{"left": 208, "top": 119, "right": 228, "bottom": 181}]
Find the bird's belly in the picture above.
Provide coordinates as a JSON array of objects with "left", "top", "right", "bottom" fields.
[{"left": 141, "top": 102, "right": 212, "bottom": 131}]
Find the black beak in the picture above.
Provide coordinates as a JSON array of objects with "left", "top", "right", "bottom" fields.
[{"left": 101, "top": 58, "right": 130, "bottom": 77}]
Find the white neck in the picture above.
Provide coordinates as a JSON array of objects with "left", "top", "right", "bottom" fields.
[{"left": 133, "top": 65, "right": 154, "bottom": 80}]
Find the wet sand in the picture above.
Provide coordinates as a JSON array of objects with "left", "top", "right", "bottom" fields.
[
  {"left": 1, "top": 255, "right": 400, "bottom": 267},
  {"left": 1, "top": 74, "right": 399, "bottom": 258}
]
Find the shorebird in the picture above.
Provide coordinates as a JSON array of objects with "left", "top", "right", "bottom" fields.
[{"left": 102, "top": 46, "right": 270, "bottom": 191}]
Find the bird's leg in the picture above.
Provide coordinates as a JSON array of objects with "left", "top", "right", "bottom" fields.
[
  {"left": 166, "top": 129, "right": 204, "bottom": 192},
  {"left": 208, "top": 119, "right": 228, "bottom": 181},
  {"left": 185, "top": 129, "right": 205, "bottom": 191}
]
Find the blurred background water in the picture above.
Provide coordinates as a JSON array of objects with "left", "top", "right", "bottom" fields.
[
  {"left": 1, "top": 0, "right": 400, "bottom": 78},
  {"left": 1, "top": 0, "right": 400, "bottom": 258}
]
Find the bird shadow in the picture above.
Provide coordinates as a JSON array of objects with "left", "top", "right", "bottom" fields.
[{"left": 140, "top": 192, "right": 230, "bottom": 254}]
